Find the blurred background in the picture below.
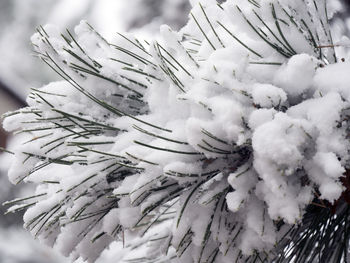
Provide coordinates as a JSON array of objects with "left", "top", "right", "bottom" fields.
[{"left": 0, "top": 0, "right": 349, "bottom": 262}]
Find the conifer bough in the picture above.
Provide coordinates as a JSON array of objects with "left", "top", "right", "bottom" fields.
[{"left": 2, "top": 0, "right": 350, "bottom": 262}]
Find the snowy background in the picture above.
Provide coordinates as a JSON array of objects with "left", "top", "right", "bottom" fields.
[{"left": 0, "top": 1, "right": 189, "bottom": 262}]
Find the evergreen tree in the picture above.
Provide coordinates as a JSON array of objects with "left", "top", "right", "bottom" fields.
[{"left": 2, "top": 0, "right": 350, "bottom": 262}]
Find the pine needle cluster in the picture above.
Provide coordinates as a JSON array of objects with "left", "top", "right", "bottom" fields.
[{"left": 2, "top": 0, "right": 350, "bottom": 262}]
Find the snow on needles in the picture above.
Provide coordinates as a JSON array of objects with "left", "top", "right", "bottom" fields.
[{"left": 2, "top": 0, "right": 350, "bottom": 262}]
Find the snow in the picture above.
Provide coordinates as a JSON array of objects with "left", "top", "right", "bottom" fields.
[
  {"left": 3, "top": 0, "right": 350, "bottom": 262},
  {"left": 248, "top": 108, "right": 277, "bottom": 130},
  {"left": 0, "top": 0, "right": 190, "bottom": 100},
  {"left": 314, "top": 61, "right": 350, "bottom": 100},
  {"left": 273, "top": 54, "right": 317, "bottom": 97},
  {"left": 251, "top": 83, "right": 287, "bottom": 108}
]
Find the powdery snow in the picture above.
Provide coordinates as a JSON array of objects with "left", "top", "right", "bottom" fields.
[{"left": 3, "top": 0, "right": 350, "bottom": 262}]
